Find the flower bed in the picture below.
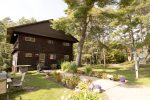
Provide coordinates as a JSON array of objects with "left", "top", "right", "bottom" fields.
[{"left": 62, "top": 79, "right": 102, "bottom": 100}]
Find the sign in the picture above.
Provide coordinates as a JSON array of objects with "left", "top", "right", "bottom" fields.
[{"left": 139, "top": 52, "right": 146, "bottom": 64}]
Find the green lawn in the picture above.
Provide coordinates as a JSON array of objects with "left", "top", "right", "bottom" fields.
[
  {"left": 0, "top": 71, "right": 72, "bottom": 100},
  {"left": 78, "top": 63, "right": 150, "bottom": 86}
]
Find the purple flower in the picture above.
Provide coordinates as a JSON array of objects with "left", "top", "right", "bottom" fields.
[
  {"left": 89, "top": 84, "right": 94, "bottom": 90},
  {"left": 94, "top": 84, "right": 101, "bottom": 89},
  {"left": 120, "top": 77, "right": 126, "bottom": 82}
]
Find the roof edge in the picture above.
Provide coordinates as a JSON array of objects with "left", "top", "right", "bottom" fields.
[{"left": 8, "top": 19, "right": 53, "bottom": 30}]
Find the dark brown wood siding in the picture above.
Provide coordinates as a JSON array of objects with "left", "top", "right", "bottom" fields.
[{"left": 14, "top": 33, "right": 73, "bottom": 70}]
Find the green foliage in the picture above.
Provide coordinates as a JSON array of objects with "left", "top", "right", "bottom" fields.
[
  {"left": 61, "top": 61, "right": 70, "bottom": 71},
  {"left": 108, "top": 49, "right": 126, "bottom": 63},
  {"left": 0, "top": 17, "right": 36, "bottom": 70},
  {"left": 76, "top": 80, "right": 91, "bottom": 91},
  {"left": 105, "top": 41, "right": 127, "bottom": 63},
  {"left": 70, "top": 91, "right": 100, "bottom": 100},
  {"left": 62, "top": 75, "right": 80, "bottom": 89},
  {"left": 69, "top": 62, "right": 78, "bottom": 73},
  {"left": 2, "top": 71, "right": 72, "bottom": 100},
  {"left": 68, "top": 80, "right": 100, "bottom": 100},
  {"left": 84, "top": 65, "right": 92, "bottom": 76},
  {"left": 113, "top": 74, "right": 119, "bottom": 81},
  {"left": 61, "top": 61, "right": 77, "bottom": 73},
  {"left": 52, "top": 0, "right": 116, "bottom": 66}
]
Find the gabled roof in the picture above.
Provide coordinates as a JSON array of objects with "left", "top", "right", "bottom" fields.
[{"left": 7, "top": 20, "right": 78, "bottom": 43}]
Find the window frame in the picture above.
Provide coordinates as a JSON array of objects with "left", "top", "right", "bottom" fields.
[
  {"left": 63, "top": 42, "right": 70, "bottom": 46},
  {"left": 49, "top": 54, "right": 56, "bottom": 60},
  {"left": 48, "top": 40, "right": 54, "bottom": 44},
  {"left": 25, "top": 53, "right": 32, "bottom": 57},
  {"left": 25, "top": 37, "right": 35, "bottom": 42}
]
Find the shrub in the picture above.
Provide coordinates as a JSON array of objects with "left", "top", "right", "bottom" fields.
[
  {"left": 56, "top": 60, "right": 63, "bottom": 69},
  {"left": 69, "top": 91, "right": 100, "bottom": 100},
  {"left": 113, "top": 74, "right": 119, "bottom": 81},
  {"left": 68, "top": 80, "right": 100, "bottom": 100},
  {"left": 69, "top": 62, "right": 77, "bottom": 73},
  {"left": 76, "top": 79, "right": 91, "bottom": 91},
  {"left": 61, "top": 61, "right": 70, "bottom": 71},
  {"left": 52, "top": 71, "right": 62, "bottom": 82},
  {"left": 62, "top": 75, "right": 80, "bottom": 89},
  {"left": 84, "top": 65, "right": 92, "bottom": 76},
  {"left": 61, "top": 61, "right": 77, "bottom": 73}
]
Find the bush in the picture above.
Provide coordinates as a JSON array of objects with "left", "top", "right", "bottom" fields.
[
  {"left": 76, "top": 79, "right": 91, "bottom": 91},
  {"left": 61, "top": 61, "right": 77, "bottom": 73},
  {"left": 52, "top": 71, "right": 62, "bottom": 82},
  {"left": 106, "top": 49, "right": 126, "bottom": 63},
  {"left": 61, "top": 61, "right": 70, "bottom": 71},
  {"left": 62, "top": 75, "right": 80, "bottom": 89},
  {"left": 84, "top": 65, "right": 92, "bottom": 76},
  {"left": 68, "top": 80, "right": 100, "bottom": 100},
  {"left": 70, "top": 91, "right": 100, "bottom": 100},
  {"left": 69, "top": 62, "right": 77, "bottom": 73},
  {"left": 113, "top": 74, "right": 119, "bottom": 81}
]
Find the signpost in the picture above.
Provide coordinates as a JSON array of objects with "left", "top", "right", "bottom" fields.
[{"left": 139, "top": 52, "right": 146, "bottom": 64}]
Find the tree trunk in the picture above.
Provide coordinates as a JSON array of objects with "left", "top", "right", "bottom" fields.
[
  {"left": 103, "top": 48, "right": 106, "bottom": 68},
  {"left": 130, "top": 28, "right": 139, "bottom": 79},
  {"left": 102, "top": 35, "right": 106, "bottom": 68},
  {"left": 134, "top": 51, "right": 139, "bottom": 79},
  {"left": 76, "top": 18, "right": 88, "bottom": 66},
  {"left": 76, "top": 32, "right": 86, "bottom": 66}
]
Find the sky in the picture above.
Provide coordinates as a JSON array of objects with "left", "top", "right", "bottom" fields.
[{"left": 0, "top": 0, "right": 67, "bottom": 21}]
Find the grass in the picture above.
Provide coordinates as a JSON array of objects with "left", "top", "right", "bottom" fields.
[
  {"left": 0, "top": 71, "right": 72, "bottom": 100},
  {"left": 78, "top": 63, "right": 150, "bottom": 86}
]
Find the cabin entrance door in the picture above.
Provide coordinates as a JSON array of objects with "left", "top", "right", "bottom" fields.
[{"left": 39, "top": 53, "right": 45, "bottom": 64}]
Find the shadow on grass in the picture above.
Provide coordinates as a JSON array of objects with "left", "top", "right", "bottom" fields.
[{"left": 0, "top": 71, "right": 69, "bottom": 100}]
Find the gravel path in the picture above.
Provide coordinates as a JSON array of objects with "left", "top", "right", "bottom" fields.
[{"left": 105, "top": 84, "right": 150, "bottom": 100}]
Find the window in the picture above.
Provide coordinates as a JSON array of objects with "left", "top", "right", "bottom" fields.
[
  {"left": 50, "top": 54, "right": 56, "bottom": 60},
  {"left": 48, "top": 40, "right": 54, "bottom": 44},
  {"left": 64, "top": 55, "right": 69, "bottom": 60},
  {"left": 25, "top": 37, "right": 35, "bottom": 42},
  {"left": 25, "top": 53, "right": 32, "bottom": 57},
  {"left": 63, "top": 42, "right": 70, "bottom": 46}
]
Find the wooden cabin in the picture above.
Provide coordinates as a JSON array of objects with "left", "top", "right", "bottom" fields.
[{"left": 7, "top": 20, "right": 78, "bottom": 71}]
